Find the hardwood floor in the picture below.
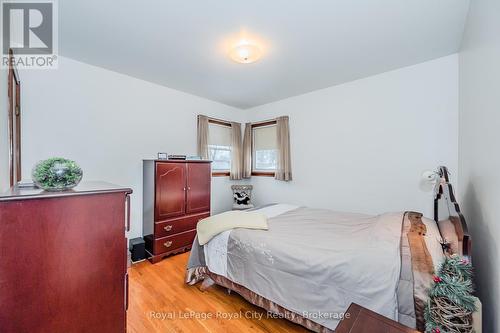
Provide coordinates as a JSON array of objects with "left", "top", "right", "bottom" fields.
[{"left": 127, "top": 252, "right": 309, "bottom": 333}]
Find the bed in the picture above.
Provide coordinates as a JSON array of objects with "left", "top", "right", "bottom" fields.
[{"left": 186, "top": 167, "right": 471, "bottom": 332}]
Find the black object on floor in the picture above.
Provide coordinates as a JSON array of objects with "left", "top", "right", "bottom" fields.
[{"left": 129, "top": 237, "right": 146, "bottom": 263}]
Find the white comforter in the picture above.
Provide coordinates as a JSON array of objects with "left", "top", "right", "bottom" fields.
[
  {"left": 204, "top": 204, "right": 300, "bottom": 277},
  {"left": 203, "top": 204, "right": 443, "bottom": 330}
]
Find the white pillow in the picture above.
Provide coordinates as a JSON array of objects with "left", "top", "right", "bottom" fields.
[
  {"left": 197, "top": 211, "right": 268, "bottom": 245},
  {"left": 437, "top": 219, "right": 462, "bottom": 256}
]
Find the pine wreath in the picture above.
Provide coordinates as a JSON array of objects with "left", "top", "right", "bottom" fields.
[{"left": 424, "top": 255, "right": 476, "bottom": 333}]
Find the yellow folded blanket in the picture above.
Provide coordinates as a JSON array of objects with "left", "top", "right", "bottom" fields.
[{"left": 197, "top": 211, "right": 268, "bottom": 245}]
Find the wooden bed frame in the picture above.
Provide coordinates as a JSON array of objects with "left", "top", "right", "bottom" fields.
[{"left": 434, "top": 166, "right": 472, "bottom": 260}]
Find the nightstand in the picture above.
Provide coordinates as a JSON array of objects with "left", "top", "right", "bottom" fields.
[{"left": 336, "top": 303, "right": 420, "bottom": 333}]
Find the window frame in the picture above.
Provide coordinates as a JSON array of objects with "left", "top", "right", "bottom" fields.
[
  {"left": 208, "top": 118, "right": 232, "bottom": 177},
  {"left": 251, "top": 120, "right": 277, "bottom": 177}
]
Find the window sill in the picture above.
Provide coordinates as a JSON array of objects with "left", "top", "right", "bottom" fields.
[
  {"left": 251, "top": 172, "right": 275, "bottom": 177},
  {"left": 212, "top": 171, "right": 230, "bottom": 177}
]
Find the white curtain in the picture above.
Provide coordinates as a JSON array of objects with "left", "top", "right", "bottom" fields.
[
  {"left": 275, "top": 116, "right": 292, "bottom": 181},
  {"left": 230, "top": 122, "right": 243, "bottom": 180},
  {"left": 242, "top": 123, "right": 252, "bottom": 178},
  {"left": 197, "top": 115, "right": 209, "bottom": 159}
]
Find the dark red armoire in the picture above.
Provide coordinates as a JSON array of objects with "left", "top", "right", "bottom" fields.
[
  {"left": 0, "top": 182, "right": 132, "bottom": 333},
  {"left": 142, "top": 160, "right": 211, "bottom": 263}
]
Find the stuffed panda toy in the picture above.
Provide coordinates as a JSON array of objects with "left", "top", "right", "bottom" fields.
[{"left": 233, "top": 191, "right": 250, "bottom": 205}]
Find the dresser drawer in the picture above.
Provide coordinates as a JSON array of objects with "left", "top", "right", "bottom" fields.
[
  {"left": 154, "top": 229, "right": 197, "bottom": 255},
  {"left": 155, "top": 212, "right": 209, "bottom": 238}
]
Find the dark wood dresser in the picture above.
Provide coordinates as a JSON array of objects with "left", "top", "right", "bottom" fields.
[
  {"left": 0, "top": 182, "right": 132, "bottom": 333},
  {"left": 336, "top": 303, "right": 420, "bottom": 333},
  {"left": 143, "top": 160, "right": 211, "bottom": 263}
]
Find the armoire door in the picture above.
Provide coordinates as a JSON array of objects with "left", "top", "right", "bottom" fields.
[
  {"left": 155, "top": 162, "right": 186, "bottom": 220},
  {"left": 186, "top": 163, "right": 211, "bottom": 214}
]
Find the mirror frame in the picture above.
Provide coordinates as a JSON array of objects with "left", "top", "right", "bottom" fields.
[{"left": 7, "top": 48, "right": 21, "bottom": 187}]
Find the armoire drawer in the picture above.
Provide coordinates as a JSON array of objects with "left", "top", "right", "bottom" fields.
[
  {"left": 154, "top": 229, "right": 197, "bottom": 255},
  {"left": 154, "top": 212, "right": 209, "bottom": 238}
]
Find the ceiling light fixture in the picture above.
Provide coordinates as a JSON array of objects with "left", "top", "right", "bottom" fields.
[{"left": 229, "top": 40, "right": 261, "bottom": 64}]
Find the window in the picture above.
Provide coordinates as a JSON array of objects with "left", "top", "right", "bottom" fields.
[
  {"left": 252, "top": 122, "right": 277, "bottom": 176},
  {"left": 208, "top": 121, "right": 232, "bottom": 176}
]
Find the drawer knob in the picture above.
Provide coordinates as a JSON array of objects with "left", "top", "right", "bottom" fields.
[
  {"left": 164, "top": 241, "right": 173, "bottom": 248},
  {"left": 164, "top": 225, "right": 173, "bottom": 232}
]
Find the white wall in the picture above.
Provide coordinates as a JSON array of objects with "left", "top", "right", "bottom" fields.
[
  {"left": 17, "top": 55, "right": 460, "bottom": 245},
  {"left": 19, "top": 57, "right": 245, "bottom": 239},
  {"left": 459, "top": 0, "right": 500, "bottom": 330},
  {"left": 0, "top": 67, "right": 9, "bottom": 193},
  {"left": 245, "top": 55, "right": 459, "bottom": 218}
]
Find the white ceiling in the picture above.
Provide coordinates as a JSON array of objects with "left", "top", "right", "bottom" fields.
[{"left": 59, "top": 0, "right": 470, "bottom": 109}]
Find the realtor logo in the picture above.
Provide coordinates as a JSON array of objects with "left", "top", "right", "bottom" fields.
[{"left": 1, "top": 0, "right": 58, "bottom": 69}]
